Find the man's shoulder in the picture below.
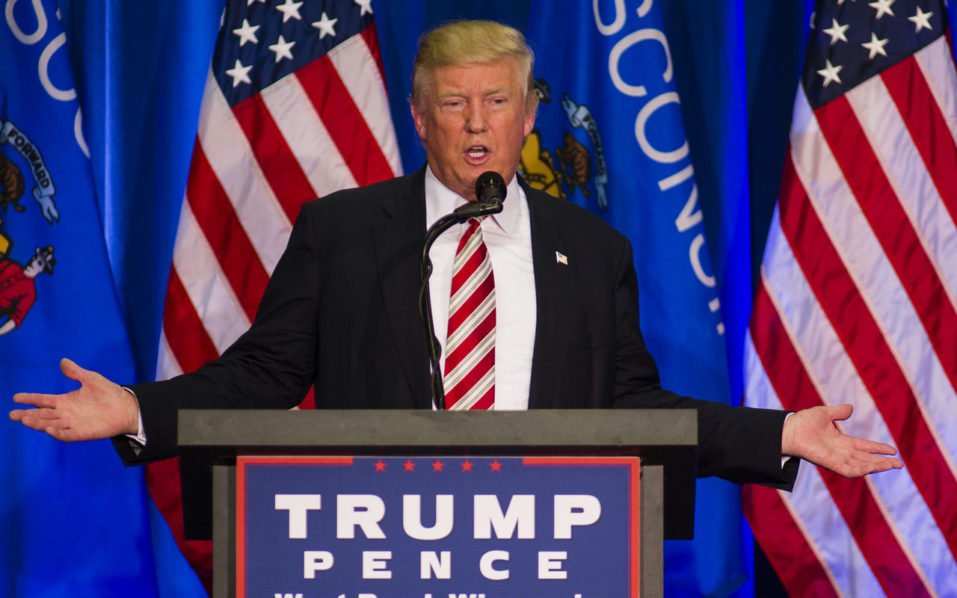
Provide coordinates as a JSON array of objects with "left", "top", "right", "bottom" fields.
[
  {"left": 301, "top": 169, "right": 423, "bottom": 218},
  {"left": 523, "top": 184, "right": 629, "bottom": 245}
]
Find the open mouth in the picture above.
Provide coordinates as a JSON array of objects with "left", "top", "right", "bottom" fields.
[{"left": 465, "top": 145, "right": 489, "bottom": 162}]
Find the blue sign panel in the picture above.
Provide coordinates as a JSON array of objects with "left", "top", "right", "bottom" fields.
[{"left": 237, "top": 456, "right": 640, "bottom": 597}]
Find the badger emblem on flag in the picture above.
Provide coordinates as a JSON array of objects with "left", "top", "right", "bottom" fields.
[{"left": 0, "top": 151, "right": 25, "bottom": 216}]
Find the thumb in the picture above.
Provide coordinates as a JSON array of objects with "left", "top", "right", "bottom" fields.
[
  {"left": 827, "top": 403, "right": 854, "bottom": 422},
  {"left": 59, "top": 357, "right": 87, "bottom": 383}
]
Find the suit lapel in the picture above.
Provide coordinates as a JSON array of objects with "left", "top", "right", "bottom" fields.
[
  {"left": 373, "top": 168, "right": 433, "bottom": 409},
  {"left": 525, "top": 186, "right": 573, "bottom": 409}
]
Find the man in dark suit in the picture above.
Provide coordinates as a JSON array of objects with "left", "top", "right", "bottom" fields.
[{"left": 10, "top": 20, "right": 901, "bottom": 484}]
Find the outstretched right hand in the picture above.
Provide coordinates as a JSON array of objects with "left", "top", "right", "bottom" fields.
[{"left": 9, "top": 358, "right": 139, "bottom": 442}]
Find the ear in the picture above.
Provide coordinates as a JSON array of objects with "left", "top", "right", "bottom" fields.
[
  {"left": 410, "top": 101, "right": 428, "bottom": 141},
  {"left": 522, "top": 104, "right": 537, "bottom": 138}
]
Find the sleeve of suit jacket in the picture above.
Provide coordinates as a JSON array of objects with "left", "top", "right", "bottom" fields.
[
  {"left": 608, "top": 232, "right": 797, "bottom": 489},
  {"left": 522, "top": 188, "right": 796, "bottom": 489},
  {"left": 113, "top": 173, "right": 428, "bottom": 464},
  {"left": 112, "top": 197, "right": 326, "bottom": 463}
]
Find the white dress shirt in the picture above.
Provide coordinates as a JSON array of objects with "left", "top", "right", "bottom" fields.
[{"left": 424, "top": 167, "right": 537, "bottom": 411}]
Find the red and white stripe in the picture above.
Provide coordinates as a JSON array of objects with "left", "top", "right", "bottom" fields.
[
  {"left": 149, "top": 22, "right": 401, "bottom": 583},
  {"left": 443, "top": 219, "right": 496, "bottom": 411},
  {"left": 744, "top": 36, "right": 957, "bottom": 597}
]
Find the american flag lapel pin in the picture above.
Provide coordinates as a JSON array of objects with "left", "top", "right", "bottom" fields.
[{"left": 555, "top": 251, "right": 568, "bottom": 266}]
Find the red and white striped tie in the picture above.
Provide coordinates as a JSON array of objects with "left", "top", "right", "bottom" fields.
[{"left": 443, "top": 218, "right": 495, "bottom": 410}]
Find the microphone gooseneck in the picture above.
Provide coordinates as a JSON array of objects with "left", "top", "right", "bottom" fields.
[{"left": 418, "top": 171, "right": 509, "bottom": 410}]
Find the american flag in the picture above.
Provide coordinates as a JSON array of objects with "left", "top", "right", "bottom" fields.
[
  {"left": 743, "top": 0, "right": 957, "bottom": 596},
  {"left": 146, "top": 0, "right": 401, "bottom": 584}
]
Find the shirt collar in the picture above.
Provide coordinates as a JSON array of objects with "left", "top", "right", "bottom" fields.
[{"left": 424, "top": 165, "right": 525, "bottom": 237}]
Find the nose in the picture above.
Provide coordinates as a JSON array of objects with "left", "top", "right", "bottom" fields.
[{"left": 465, "top": 104, "right": 488, "bottom": 133}]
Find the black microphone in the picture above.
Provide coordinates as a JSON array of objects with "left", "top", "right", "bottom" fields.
[
  {"left": 475, "top": 170, "right": 507, "bottom": 203},
  {"left": 453, "top": 171, "right": 507, "bottom": 218},
  {"left": 419, "top": 171, "right": 509, "bottom": 410}
]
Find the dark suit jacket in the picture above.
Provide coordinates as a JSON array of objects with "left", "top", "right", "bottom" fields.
[{"left": 117, "top": 168, "right": 796, "bottom": 488}]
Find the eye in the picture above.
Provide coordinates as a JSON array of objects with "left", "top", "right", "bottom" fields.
[{"left": 441, "top": 98, "right": 465, "bottom": 111}]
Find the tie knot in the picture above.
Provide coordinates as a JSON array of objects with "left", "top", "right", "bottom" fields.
[{"left": 455, "top": 217, "right": 485, "bottom": 254}]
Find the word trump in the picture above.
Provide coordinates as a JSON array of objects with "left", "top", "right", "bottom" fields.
[
  {"left": 274, "top": 493, "right": 602, "bottom": 541},
  {"left": 275, "top": 493, "right": 601, "bottom": 582}
]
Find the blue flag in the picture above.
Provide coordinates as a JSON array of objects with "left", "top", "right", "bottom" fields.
[
  {"left": 0, "top": 2, "right": 190, "bottom": 595},
  {"left": 525, "top": 1, "right": 745, "bottom": 595}
]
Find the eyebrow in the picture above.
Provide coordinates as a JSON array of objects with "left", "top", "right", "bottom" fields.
[
  {"left": 436, "top": 91, "right": 465, "bottom": 101},
  {"left": 435, "top": 87, "right": 511, "bottom": 101}
]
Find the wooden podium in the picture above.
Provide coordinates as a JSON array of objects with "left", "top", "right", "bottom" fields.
[{"left": 177, "top": 409, "right": 698, "bottom": 598}]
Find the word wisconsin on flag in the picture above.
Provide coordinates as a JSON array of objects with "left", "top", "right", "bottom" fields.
[
  {"left": 744, "top": 0, "right": 957, "bottom": 596},
  {"left": 147, "top": 0, "right": 401, "bottom": 587}
]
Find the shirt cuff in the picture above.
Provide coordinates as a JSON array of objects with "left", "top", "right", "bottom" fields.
[
  {"left": 121, "top": 386, "right": 146, "bottom": 451},
  {"left": 781, "top": 411, "right": 795, "bottom": 468}
]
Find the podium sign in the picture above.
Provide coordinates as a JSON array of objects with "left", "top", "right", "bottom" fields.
[{"left": 237, "top": 455, "right": 641, "bottom": 597}]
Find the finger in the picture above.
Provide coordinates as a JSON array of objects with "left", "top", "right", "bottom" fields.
[
  {"left": 854, "top": 456, "right": 903, "bottom": 475},
  {"left": 18, "top": 409, "right": 62, "bottom": 422},
  {"left": 830, "top": 454, "right": 901, "bottom": 477},
  {"left": 853, "top": 437, "right": 899, "bottom": 456},
  {"left": 14, "top": 413, "right": 60, "bottom": 432},
  {"left": 852, "top": 451, "right": 903, "bottom": 473},
  {"left": 12, "top": 392, "right": 59, "bottom": 409},
  {"left": 41, "top": 425, "right": 73, "bottom": 442},
  {"left": 47, "top": 428, "right": 86, "bottom": 443},
  {"left": 868, "top": 455, "right": 904, "bottom": 471},
  {"left": 18, "top": 412, "right": 66, "bottom": 429},
  {"left": 876, "top": 457, "right": 903, "bottom": 470}
]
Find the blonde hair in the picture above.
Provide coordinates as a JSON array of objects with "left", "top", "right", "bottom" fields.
[{"left": 411, "top": 20, "right": 537, "bottom": 113}]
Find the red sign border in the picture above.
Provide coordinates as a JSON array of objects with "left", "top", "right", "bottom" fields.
[{"left": 236, "top": 455, "right": 641, "bottom": 598}]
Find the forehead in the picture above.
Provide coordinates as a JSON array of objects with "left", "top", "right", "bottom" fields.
[{"left": 428, "top": 60, "right": 521, "bottom": 95}]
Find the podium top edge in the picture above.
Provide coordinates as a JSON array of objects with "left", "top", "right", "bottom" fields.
[{"left": 177, "top": 408, "right": 697, "bottom": 451}]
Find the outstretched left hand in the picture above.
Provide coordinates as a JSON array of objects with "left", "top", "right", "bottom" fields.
[{"left": 782, "top": 404, "right": 903, "bottom": 478}]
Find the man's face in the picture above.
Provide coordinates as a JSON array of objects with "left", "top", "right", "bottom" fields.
[
  {"left": 411, "top": 60, "right": 536, "bottom": 202},
  {"left": 24, "top": 257, "right": 45, "bottom": 277}
]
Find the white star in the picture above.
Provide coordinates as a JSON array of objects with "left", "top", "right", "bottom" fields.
[
  {"left": 225, "top": 59, "right": 252, "bottom": 87},
  {"left": 247, "top": 0, "right": 265, "bottom": 5},
  {"left": 312, "top": 12, "right": 338, "bottom": 39},
  {"left": 275, "top": 0, "right": 303, "bottom": 23},
  {"left": 823, "top": 18, "right": 850, "bottom": 45},
  {"left": 354, "top": 0, "right": 373, "bottom": 16},
  {"left": 817, "top": 59, "right": 843, "bottom": 87},
  {"left": 861, "top": 32, "right": 889, "bottom": 59},
  {"left": 868, "top": 0, "right": 895, "bottom": 19},
  {"left": 232, "top": 18, "right": 259, "bottom": 47},
  {"left": 908, "top": 6, "right": 933, "bottom": 32},
  {"left": 269, "top": 35, "right": 295, "bottom": 63}
]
